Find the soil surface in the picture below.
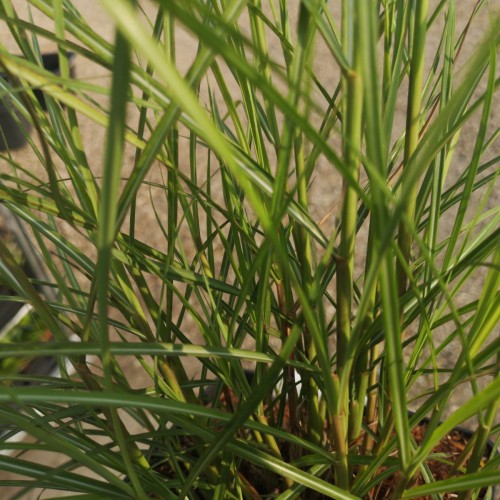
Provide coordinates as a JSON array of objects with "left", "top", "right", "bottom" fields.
[{"left": 368, "top": 421, "right": 493, "bottom": 500}]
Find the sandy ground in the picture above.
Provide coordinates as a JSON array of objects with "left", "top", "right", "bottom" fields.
[{"left": 0, "top": 0, "right": 499, "bottom": 498}]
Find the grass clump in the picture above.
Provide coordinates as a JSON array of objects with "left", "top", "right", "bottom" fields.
[{"left": 0, "top": 1, "right": 499, "bottom": 498}]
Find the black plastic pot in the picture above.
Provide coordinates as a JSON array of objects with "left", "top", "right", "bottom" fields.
[
  {"left": 34, "top": 52, "right": 76, "bottom": 110},
  {"left": 0, "top": 79, "right": 32, "bottom": 151},
  {"left": 0, "top": 205, "right": 57, "bottom": 376},
  {"left": 0, "top": 206, "right": 60, "bottom": 442},
  {"left": 0, "top": 51, "right": 76, "bottom": 150},
  {"left": 0, "top": 206, "right": 50, "bottom": 328},
  {"left": 122, "top": 377, "right": 498, "bottom": 498}
]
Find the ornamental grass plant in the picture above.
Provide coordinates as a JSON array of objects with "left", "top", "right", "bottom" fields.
[{"left": 0, "top": 0, "right": 499, "bottom": 498}]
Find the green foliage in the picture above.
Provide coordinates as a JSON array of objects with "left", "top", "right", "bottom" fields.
[{"left": 0, "top": 0, "right": 498, "bottom": 498}]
